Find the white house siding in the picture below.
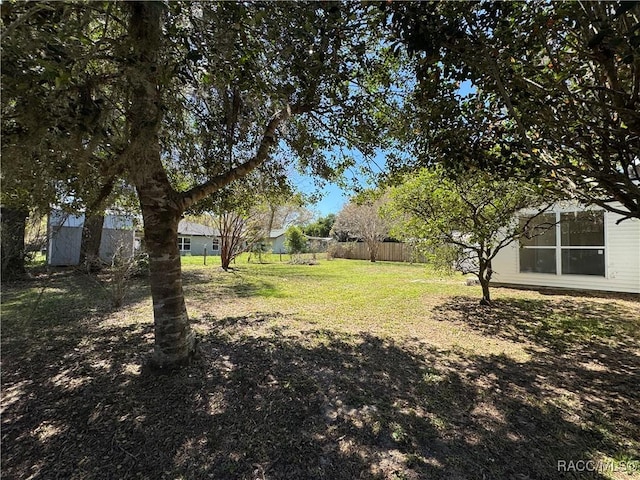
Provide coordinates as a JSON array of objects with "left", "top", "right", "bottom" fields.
[
  {"left": 176, "top": 220, "right": 220, "bottom": 256},
  {"left": 180, "top": 235, "right": 219, "bottom": 256},
  {"left": 99, "top": 229, "right": 135, "bottom": 261},
  {"left": 492, "top": 204, "right": 640, "bottom": 294}
]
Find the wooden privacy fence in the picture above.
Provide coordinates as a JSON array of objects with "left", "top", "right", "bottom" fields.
[{"left": 330, "top": 241, "right": 425, "bottom": 263}]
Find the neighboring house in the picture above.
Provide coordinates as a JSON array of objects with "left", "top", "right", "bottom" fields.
[
  {"left": 177, "top": 220, "right": 220, "bottom": 256},
  {"left": 492, "top": 202, "right": 640, "bottom": 294},
  {"left": 268, "top": 228, "right": 287, "bottom": 254},
  {"left": 305, "top": 235, "right": 332, "bottom": 253},
  {"left": 48, "top": 210, "right": 135, "bottom": 266},
  {"left": 266, "top": 230, "right": 332, "bottom": 254}
]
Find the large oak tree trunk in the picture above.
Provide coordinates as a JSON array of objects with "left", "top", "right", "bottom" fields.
[
  {"left": 139, "top": 191, "right": 195, "bottom": 369},
  {"left": 123, "top": 2, "right": 298, "bottom": 369},
  {"left": 127, "top": 2, "right": 195, "bottom": 369},
  {"left": 1, "top": 206, "right": 28, "bottom": 280}
]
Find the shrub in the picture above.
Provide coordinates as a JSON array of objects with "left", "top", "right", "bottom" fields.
[
  {"left": 284, "top": 226, "right": 307, "bottom": 255},
  {"left": 103, "top": 243, "right": 144, "bottom": 308}
]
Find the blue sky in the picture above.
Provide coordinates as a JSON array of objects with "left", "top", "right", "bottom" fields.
[
  {"left": 315, "top": 183, "right": 350, "bottom": 215},
  {"left": 292, "top": 149, "right": 390, "bottom": 217},
  {"left": 297, "top": 179, "right": 349, "bottom": 217},
  {"left": 296, "top": 80, "right": 476, "bottom": 217},
  {"left": 289, "top": 170, "right": 353, "bottom": 217}
]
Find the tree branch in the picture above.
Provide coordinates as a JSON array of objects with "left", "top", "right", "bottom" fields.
[{"left": 180, "top": 103, "right": 310, "bottom": 211}]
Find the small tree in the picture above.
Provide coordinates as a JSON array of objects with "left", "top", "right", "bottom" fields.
[
  {"left": 332, "top": 196, "right": 391, "bottom": 262},
  {"left": 284, "top": 226, "right": 307, "bottom": 258},
  {"left": 213, "top": 210, "right": 265, "bottom": 271},
  {"left": 265, "top": 200, "right": 315, "bottom": 233},
  {"left": 387, "top": 167, "right": 552, "bottom": 305},
  {"left": 104, "top": 239, "right": 138, "bottom": 309},
  {"left": 247, "top": 238, "right": 269, "bottom": 264},
  {"left": 196, "top": 181, "right": 269, "bottom": 271}
]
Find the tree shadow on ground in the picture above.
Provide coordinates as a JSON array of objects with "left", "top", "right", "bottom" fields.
[
  {"left": 433, "top": 295, "right": 640, "bottom": 470},
  {"left": 3, "top": 304, "right": 635, "bottom": 479},
  {"left": 1, "top": 268, "right": 150, "bottom": 341},
  {"left": 182, "top": 269, "right": 285, "bottom": 300},
  {"left": 433, "top": 295, "right": 639, "bottom": 353},
  {"left": 200, "top": 312, "right": 296, "bottom": 330}
]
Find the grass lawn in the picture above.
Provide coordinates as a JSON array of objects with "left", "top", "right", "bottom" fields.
[{"left": 2, "top": 255, "right": 639, "bottom": 479}]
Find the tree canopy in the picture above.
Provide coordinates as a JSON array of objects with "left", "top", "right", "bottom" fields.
[
  {"left": 303, "top": 214, "right": 336, "bottom": 238},
  {"left": 284, "top": 225, "right": 307, "bottom": 256},
  {"left": 4, "top": 1, "right": 638, "bottom": 367},
  {"left": 387, "top": 1, "right": 640, "bottom": 220}
]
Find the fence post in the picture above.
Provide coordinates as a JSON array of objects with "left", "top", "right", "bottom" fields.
[{"left": 204, "top": 247, "right": 207, "bottom": 265}]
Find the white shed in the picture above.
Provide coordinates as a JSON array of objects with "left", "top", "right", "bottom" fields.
[
  {"left": 48, "top": 211, "right": 135, "bottom": 266},
  {"left": 268, "top": 229, "right": 287, "bottom": 254},
  {"left": 492, "top": 202, "right": 640, "bottom": 294}
]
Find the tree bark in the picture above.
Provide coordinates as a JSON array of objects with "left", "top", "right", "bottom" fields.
[
  {"left": 139, "top": 190, "right": 195, "bottom": 369},
  {"left": 366, "top": 239, "right": 378, "bottom": 262},
  {"left": 218, "top": 213, "right": 239, "bottom": 271},
  {"left": 1, "top": 206, "right": 28, "bottom": 280},
  {"left": 220, "top": 230, "right": 233, "bottom": 270},
  {"left": 124, "top": 2, "right": 302, "bottom": 369},
  {"left": 126, "top": 2, "right": 195, "bottom": 370},
  {"left": 479, "top": 278, "right": 491, "bottom": 306},
  {"left": 79, "top": 178, "right": 116, "bottom": 268},
  {"left": 79, "top": 212, "right": 105, "bottom": 268},
  {"left": 478, "top": 255, "right": 493, "bottom": 306},
  {"left": 267, "top": 205, "right": 277, "bottom": 233}
]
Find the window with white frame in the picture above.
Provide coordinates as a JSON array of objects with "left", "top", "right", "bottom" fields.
[
  {"left": 519, "top": 210, "right": 605, "bottom": 276},
  {"left": 212, "top": 238, "right": 220, "bottom": 251},
  {"left": 560, "top": 211, "right": 605, "bottom": 276},
  {"left": 519, "top": 213, "right": 557, "bottom": 274},
  {"left": 177, "top": 236, "right": 191, "bottom": 252}
]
